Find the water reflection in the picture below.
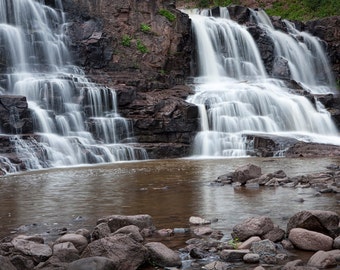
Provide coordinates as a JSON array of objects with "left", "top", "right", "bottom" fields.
[{"left": 0, "top": 157, "right": 339, "bottom": 241}]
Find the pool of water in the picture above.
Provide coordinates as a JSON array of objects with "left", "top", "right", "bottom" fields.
[{"left": 0, "top": 157, "right": 339, "bottom": 245}]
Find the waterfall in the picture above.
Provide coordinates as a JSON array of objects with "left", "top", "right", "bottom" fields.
[
  {"left": 185, "top": 7, "right": 339, "bottom": 157},
  {"left": 0, "top": 0, "right": 148, "bottom": 174}
]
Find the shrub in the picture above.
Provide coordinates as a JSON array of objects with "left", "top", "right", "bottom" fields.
[
  {"left": 159, "top": 9, "right": 176, "bottom": 22},
  {"left": 121, "top": 35, "right": 132, "bottom": 47},
  {"left": 140, "top": 23, "right": 151, "bottom": 33},
  {"left": 136, "top": 39, "right": 148, "bottom": 53}
]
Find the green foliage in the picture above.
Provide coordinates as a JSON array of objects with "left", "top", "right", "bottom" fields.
[
  {"left": 140, "top": 23, "right": 151, "bottom": 33},
  {"left": 159, "top": 9, "right": 176, "bottom": 22},
  {"left": 121, "top": 35, "right": 132, "bottom": 47},
  {"left": 228, "top": 237, "right": 240, "bottom": 249},
  {"left": 136, "top": 39, "right": 148, "bottom": 53}
]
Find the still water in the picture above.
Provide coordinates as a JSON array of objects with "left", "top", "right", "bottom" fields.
[{"left": 1, "top": 157, "right": 340, "bottom": 243}]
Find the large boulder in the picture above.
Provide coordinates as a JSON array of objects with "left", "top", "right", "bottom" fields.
[
  {"left": 55, "top": 233, "right": 89, "bottom": 254},
  {"left": 307, "top": 250, "right": 339, "bottom": 268},
  {"left": 0, "top": 255, "right": 16, "bottom": 270},
  {"left": 145, "top": 242, "right": 182, "bottom": 268},
  {"left": 231, "top": 216, "right": 274, "bottom": 241},
  {"left": 68, "top": 256, "right": 117, "bottom": 270},
  {"left": 286, "top": 210, "right": 340, "bottom": 238},
  {"left": 288, "top": 228, "right": 333, "bottom": 251},
  {"left": 233, "top": 163, "right": 262, "bottom": 185},
  {"left": 81, "top": 234, "right": 148, "bottom": 269}
]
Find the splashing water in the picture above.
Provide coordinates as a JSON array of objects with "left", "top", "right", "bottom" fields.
[{"left": 184, "top": 8, "right": 339, "bottom": 157}]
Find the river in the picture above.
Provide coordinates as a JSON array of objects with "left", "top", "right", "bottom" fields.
[{"left": 1, "top": 157, "right": 339, "bottom": 246}]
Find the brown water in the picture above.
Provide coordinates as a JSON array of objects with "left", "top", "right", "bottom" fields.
[{"left": 1, "top": 157, "right": 340, "bottom": 245}]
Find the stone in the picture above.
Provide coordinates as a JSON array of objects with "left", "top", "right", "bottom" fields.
[
  {"left": 272, "top": 56, "right": 291, "bottom": 80},
  {"left": 288, "top": 228, "right": 333, "bottom": 251},
  {"left": 81, "top": 234, "right": 148, "bottom": 269},
  {"left": 68, "top": 256, "right": 116, "bottom": 270},
  {"left": 0, "top": 255, "right": 16, "bottom": 270},
  {"left": 220, "top": 249, "right": 250, "bottom": 262},
  {"left": 286, "top": 210, "right": 339, "bottom": 237},
  {"left": 231, "top": 216, "right": 274, "bottom": 241},
  {"left": 12, "top": 237, "right": 52, "bottom": 262},
  {"left": 113, "top": 225, "right": 144, "bottom": 242},
  {"left": 238, "top": 236, "right": 261, "bottom": 249},
  {"left": 282, "top": 259, "right": 304, "bottom": 270},
  {"left": 189, "top": 216, "right": 211, "bottom": 225},
  {"left": 243, "top": 253, "right": 260, "bottom": 263},
  {"left": 333, "top": 236, "right": 340, "bottom": 249},
  {"left": 98, "top": 214, "right": 156, "bottom": 233},
  {"left": 203, "top": 261, "right": 231, "bottom": 270},
  {"left": 233, "top": 163, "right": 262, "bottom": 185},
  {"left": 91, "top": 222, "right": 111, "bottom": 240},
  {"left": 193, "top": 226, "right": 213, "bottom": 236},
  {"left": 145, "top": 242, "right": 181, "bottom": 268},
  {"left": 250, "top": 239, "right": 277, "bottom": 256},
  {"left": 55, "top": 233, "right": 88, "bottom": 254},
  {"left": 52, "top": 242, "right": 80, "bottom": 262},
  {"left": 308, "top": 250, "right": 337, "bottom": 268},
  {"left": 262, "top": 225, "right": 285, "bottom": 242}
]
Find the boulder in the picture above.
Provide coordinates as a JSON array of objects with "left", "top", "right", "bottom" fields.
[
  {"left": 91, "top": 222, "right": 111, "bottom": 240},
  {"left": 81, "top": 234, "right": 148, "bottom": 269},
  {"left": 55, "top": 233, "right": 88, "bottom": 254},
  {"left": 113, "top": 225, "right": 144, "bottom": 243},
  {"left": 189, "top": 216, "right": 211, "bottom": 225},
  {"left": 308, "top": 250, "right": 337, "bottom": 268},
  {"left": 145, "top": 242, "right": 182, "bottom": 268},
  {"left": 238, "top": 236, "right": 261, "bottom": 249},
  {"left": 288, "top": 228, "right": 333, "bottom": 251},
  {"left": 243, "top": 253, "right": 260, "bottom": 263},
  {"left": 68, "top": 256, "right": 117, "bottom": 270},
  {"left": 231, "top": 216, "right": 274, "bottom": 241},
  {"left": 233, "top": 163, "right": 262, "bottom": 185},
  {"left": 286, "top": 210, "right": 340, "bottom": 237},
  {"left": 52, "top": 242, "right": 80, "bottom": 262},
  {"left": 262, "top": 225, "right": 285, "bottom": 242},
  {"left": 11, "top": 237, "right": 52, "bottom": 263},
  {"left": 0, "top": 255, "right": 16, "bottom": 270},
  {"left": 220, "top": 249, "right": 250, "bottom": 262},
  {"left": 98, "top": 214, "right": 156, "bottom": 233}
]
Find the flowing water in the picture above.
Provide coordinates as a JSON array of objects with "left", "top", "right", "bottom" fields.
[
  {"left": 185, "top": 8, "right": 340, "bottom": 157},
  {"left": 0, "top": 0, "right": 147, "bottom": 174}
]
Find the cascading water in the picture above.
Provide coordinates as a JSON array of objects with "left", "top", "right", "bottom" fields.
[
  {"left": 185, "top": 8, "right": 339, "bottom": 157},
  {"left": 0, "top": 0, "right": 147, "bottom": 174}
]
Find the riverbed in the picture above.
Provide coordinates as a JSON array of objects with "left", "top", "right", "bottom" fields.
[{"left": 1, "top": 157, "right": 340, "bottom": 245}]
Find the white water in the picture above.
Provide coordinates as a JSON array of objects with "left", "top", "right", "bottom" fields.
[
  {"left": 185, "top": 8, "right": 339, "bottom": 157},
  {"left": 0, "top": 0, "right": 147, "bottom": 174}
]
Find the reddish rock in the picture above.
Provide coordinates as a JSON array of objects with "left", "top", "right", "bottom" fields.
[{"left": 288, "top": 228, "right": 333, "bottom": 251}]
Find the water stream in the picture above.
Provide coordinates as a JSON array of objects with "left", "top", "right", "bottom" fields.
[
  {"left": 0, "top": 0, "right": 147, "bottom": 174},
  {"left": 185, "top": 8, "right": 340, "bottom": 157}
]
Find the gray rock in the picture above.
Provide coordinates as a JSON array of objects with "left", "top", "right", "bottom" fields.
[
  {"left": 12, "top": 237, "right": 52, "bottom": 262},
  {"left": 233, "top": 163, "right": 262, "bottom": 185},
  {"left": 308, "top": 250, "right": 337, "bottom": 268},
  {"left": 238, "top": 236, "right": 261, "bottom": 249},
  {"left": 81, "top": 234, "right": 148, "bottom": 269},
  {"left": 0, "top": 255, "right": 16, "bottom": 270},
  {"left": 53, "top": 242, "right": 80, "bottom": 262},
  {"left": 288, "top": 228, "right": 333, "bottom": 251},
  {"left": 145, "top": 242, "right": 181, "bottom": 268},
  {"left": 232, "top": 216, "right": 274, "bottom": 241},
  {"left": 91, "top": 222, "right": 111, "bottom": 240},
  {"left": 55, "top": 233, "right": 88, "bottom": 254},
  {"left": 203, "top": 261, "right": 231, "bottom": 270},
  {"left": 68, "top": 256, "right": 116, "bottom": 270},
  {"left": 113, "top": 225, "right": 144, "bottom": 242},
  {"left": 220, "top": 249, "right": 250, "bottom": 262},
  {"left": 243, "top": 253, "right": 260, "bottom": 263}
]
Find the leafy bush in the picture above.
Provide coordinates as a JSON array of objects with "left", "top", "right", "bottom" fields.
[
  {"left": 159, "top": 9, "right": 176, "bottom": 22},
  {"left": 136, "top": 39, "right": 148, "bottom": 53},
  {"left": 140, "top": 23, "right": 151, "bottom": 33},
  {"left": 121, "top": 35, "right": 132, "bottom": 47}
]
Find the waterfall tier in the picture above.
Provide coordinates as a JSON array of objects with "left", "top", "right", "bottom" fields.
[
  {"left": 0, "top": 0, "right": 148, "bottom": 174},
  {"left": 185, "top": 7, "right": 339, "bottom": 157}
]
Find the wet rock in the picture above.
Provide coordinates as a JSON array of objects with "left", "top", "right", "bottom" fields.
[
  {"left": 288, "top": 228, "right": 333, "bottom": 251},
  {"left": 0, "top": 255, "right": 16, "bottom": 270},
  {"left": 68, "top": 256, "right": 116, "bottom": 270},
  {"left": 91, "top": 222, "right": 111, "bottom": 240},
  {"left": 286, "top": 210, "right": 339, "bottom": 237},
  {"left": 145, "top": 242, "right": 181, "bottom": 268},
  {"left": 232, "top": 216, "right": 274, "bottom": 241},
  {"left": 307, "top": 250, "right": 337, "bottom": 268},
  {"left": 250, "top": 239, "right": 277, "bottom": 256},
  {"left": 189, "top": 216, "right": 211, "bottom": 225},
  {"left": 113, "top": 225, "right": 144, "bottom": 243},
  {"left": 203, "top": 261, "right": 231, "bottom": 270},
  {"left": 193, "top": 226, "right": 213, "bottom": 236},
  {"left": 52, "top": 242, "right": 80, "bottom": 262},
  {"left": 11, "top": 237, "right": 52, "bottom": 263},
  {"left": 55, "top": 233, "right": 88, "bottom": 254},
  {"left": 243, "top": 252, "right": 260, "bottom": 263},
  {"left": 286, "top": 142, "right": 340, "bottom": 158},
  {"left": 238, "top": 236, "right": 261, "bottom": 249},
  {"left": 233, "top": 163, "right": 262, "bottom": 185},
  {"left": 98, "top": 214, "right": 156, "bottom": 233},
  {"left": 272, "top": 56, "right": 291, "bottom": 80},
  {"left": 220, "top": 249, "right": 250, "bottom": 262},
  {"left": 81, "top": 234, "right": 148, "bottom": 269},
  {"left": 333, "top": 235, "right": 340, "bottom": 249},
  {"left": 282, "top": 259, "right": 305, "bottom": 270},
  {"left": 263, "top": 225, "right": 285, "bottom": 242}
]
